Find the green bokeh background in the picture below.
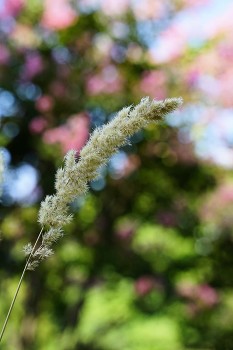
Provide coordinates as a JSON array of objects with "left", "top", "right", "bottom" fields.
[{"left": 1, "top": 1, "right": 233, "bottom": 349}]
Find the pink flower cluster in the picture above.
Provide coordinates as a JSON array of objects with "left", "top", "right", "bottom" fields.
[
  {"left": 41, "top": 0, "right": 77, "bottom": 30},
  {"left": 200, "top": 182, "right": 233, "bottom": 228},
  {"left": 135, "top": 276, "right": 163, "bottom": 296},
  {"left": 184, "top": 0, "right": 210, "bottom": 8},
  {"left": 86, "top": 65, "right": 123, "bottom": 95},
  {"left": 0, "top": 0, "right": 24, "bottom": 19},
  {"left": 185, "top": 36, "right": 233, "bottom": 108},
  {"left": 21, "top": 52, "right": 44, "bottom": 80},
  {"left": 177, "top": 282, "right": 219, "bottom": 314},
  {"left": 43, "top": 113, "right": 90, "bottom": 154},
  {"left": 132, "top": 0, "right": 167, "bottom": 21},
  {"left": 36, "top": 95, "right": 54, "bottom": 113},
  {"left": 139, "top": 70, "right": 167, "bottom": 99},
  {"left": 29, "top": 117, "right": 48, "bottom": 134},
  {"left": 149, "top": 1, "right": 233, "bottom": 64},
  {"left": 100, "top": 0, "right": 129, "bottom": 16},
  {"left": 0, "top": 45, "right": 10, "bottom": 65}
]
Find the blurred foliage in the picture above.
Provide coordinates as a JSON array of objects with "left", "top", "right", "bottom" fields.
[{"left": 0, "top": 1, "right": 233, "bottom": 349}]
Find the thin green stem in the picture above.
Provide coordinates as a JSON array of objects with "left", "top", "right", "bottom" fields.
[{"left": 0, "top": 227, "right": 44, "bottom": 343}]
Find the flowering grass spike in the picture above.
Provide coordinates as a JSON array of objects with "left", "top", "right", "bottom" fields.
[{"left": 27, "top": 96, "right": 183, "bottom": 269}]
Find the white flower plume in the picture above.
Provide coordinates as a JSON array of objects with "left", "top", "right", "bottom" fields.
[{"left": 25, "top": 96, "right": 182, "bottom": 270}]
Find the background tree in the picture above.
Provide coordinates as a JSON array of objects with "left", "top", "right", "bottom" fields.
[{"left": 1, "top": 1, "right": 233, "bottom": 349}]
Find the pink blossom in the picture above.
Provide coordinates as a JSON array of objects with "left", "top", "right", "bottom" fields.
[
  {"left": 201, "top": 182, "right": 233, "bottom": 227},
  {"left": 41, "top": 0, "right": 77, "bottom": 30},
  {"left": 149, "top": 1, "right": 233, "bottom": 64},
  {"left": 213, "top": 183, "right": 233, "bottom": 204},
  {"left": 184, "top": 0, "right": 210, "bottom": 9},
  {"left": 218, "top": 41, "right": 233, "bottom": 61},
  {"left": 193, "top": 50, "right": 220, "bottom": 75},
  {"left": 177, "top": 282, "right": 219, "bottom": 309},
  {"left": 139, "top": 70, "right": 167, "bottom": 99},
  {"left": 21, "top": 52, "right": 44, "bottom": 80},
  {"left": 36, "top": 95, "right": 54, "bottom": 113},
  {"left": 217, "top": 68, "right": 233, "bottom": 107},
  {"left": 0, "top": 45, "right": 10, "bottom": 65},
  {"left": 132, "top": 0, "right": 166, "bottom": 21},
  {"left": 0, "top": 0, "right": 24, "bottom": 19},
  {"left": 29, "top": 117, "right": 48, "bottom": 134},
  {"left": 86, "top": 65, "right": 123, "bottom": 95},
  {"left": 43, "top": 113, "right": 90, "bottom": 154},
  {"left": 184, "top": 68, "right": 200, "bottom": 88},
  {"left": 135, "top": 276, "right": 155, "bottom": 296},
  {"left": 189, "top": 39, "right": 233, "bottom": 107},
  {"left": 149, "top": 26, "right": 187, "bottom": 63},
  {"left": 100, "top": 0, "right": 129, "bottom": 16},
  {"left": 195, "top": 284, "right": 219, "bottom": 307},
  {"left": 182, "top": 2, "right": 233, "bottom": 41}
]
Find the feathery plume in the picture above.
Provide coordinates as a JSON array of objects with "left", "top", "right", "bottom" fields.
[{"left": 25, "top": 96, "right": 182, "bottom": 269}]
